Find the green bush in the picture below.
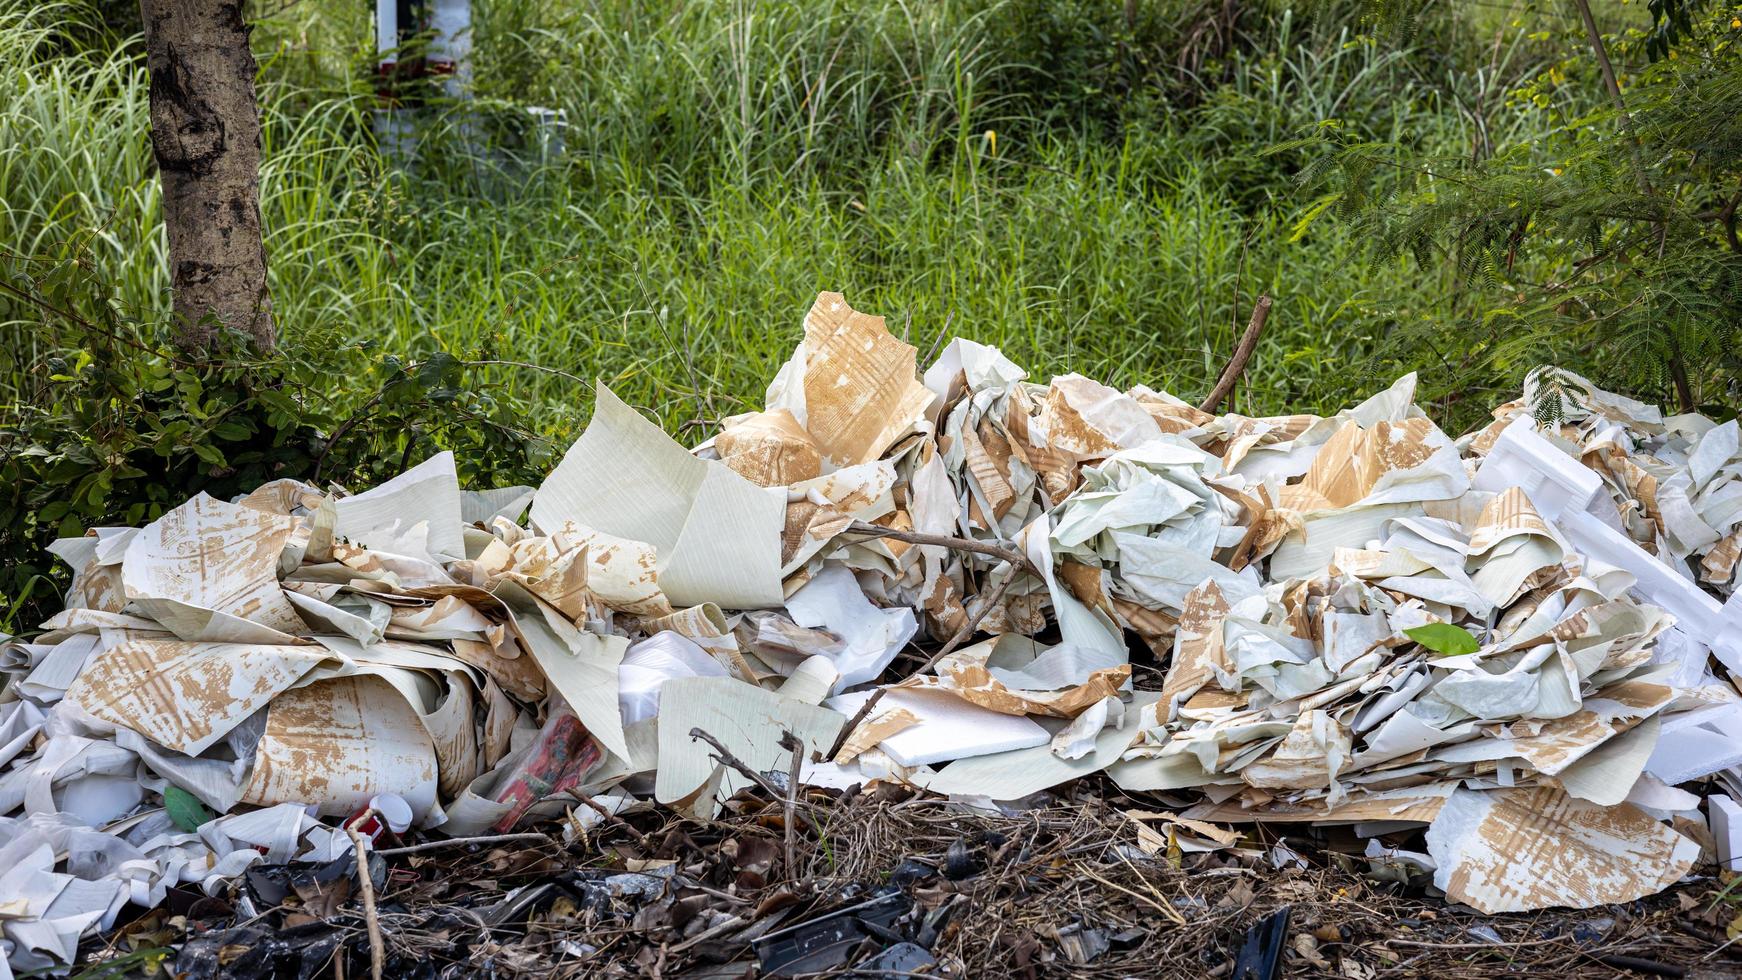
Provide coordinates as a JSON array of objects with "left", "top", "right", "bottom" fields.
[
  {"left": 1287, "top": 1, "right": 1742, "bottom": 414},
  {"left": 0, "top": 248, "right": 552, "bottom": 632}
]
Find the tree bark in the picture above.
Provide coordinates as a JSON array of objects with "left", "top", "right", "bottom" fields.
[
  {"left": 1570, "top": 0, "right": 1694, "bottom": 411},
  {"left": 1571, "top": 0, "right": 1652, "bottom": 197},
  {"left": 140, "top": 0, "right": 274, "bottom": 351}
]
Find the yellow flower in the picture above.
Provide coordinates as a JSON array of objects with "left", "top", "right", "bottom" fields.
[
  {"left": 984, "top": 130, "right": 997, "bottom": 156},
  {"left": 1732, "top": 16, "right": 1741, "bottom": 27}
]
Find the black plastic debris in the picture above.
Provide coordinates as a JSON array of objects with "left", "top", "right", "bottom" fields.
[
  {"left": 1572, "top": 916, "right": 1616, "bottom": 944},
  {"left": 1055, "top": 922, "right": 1110, "bottom": 965},
  {"left": 244, "top": 850, "right": 386, "bottom": 914},
  {"left": 1231, "top": 906, "right": 1291, "bottom": 980},
  {"left": 852, "top": 942, "right": 936, "bottom": 976},
  {"left": 889, "top": 857, "right": 937, "bottom": 888},
  {"left": 912, "top": 896, "right": 958, "bottom": 950},
  {"left": 480, "top": 871, "right": 619, "bottom": 929},
  {"left": 174, "top": 922, "right": 343, "bottom": 980},
  {"left": 753, "top": 892, "right": 913, "bottom": 976},
  {"left": 1108, "top": 926, "right": 1147, "bottom": 950},
  {"left": 942, "top": 839, "right": 979, "bottom": 881}
]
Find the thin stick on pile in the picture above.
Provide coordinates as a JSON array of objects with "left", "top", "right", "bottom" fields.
[
  {"left": 844, "top": 521, "right": 1040, "bottom": 577},
  {"left": 1199, "top": 293, "right": 1272, "bottom": 413},
  {"left": 780, "top": 730, "right": 804, "bottom": 877},
  {"left": 374, "top": 833, "right": 552, "bottom": 857},
  {"left": 826, "top": 520, "right": 1044, "bottom": 755},
  {"left": 343, "top": 812, "right": 387, "bottom": 980},
  {"left": 569, "top": 795, "right": 659, "bottom": 853},
  {"left": 689, "top": 727, "right": 820, "bottom": 835}
]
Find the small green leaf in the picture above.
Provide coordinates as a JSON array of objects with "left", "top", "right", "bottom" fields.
[
  {"left": 163, "top": 785, "right": 213, "bottom": 832},
  {"left": 1405, "top": 623, "right": 1480, "bottom": 656}
]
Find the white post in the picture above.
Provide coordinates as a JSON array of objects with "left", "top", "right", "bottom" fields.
[
  {"left": 373, "top": 0, "right": 414, "bottom": 161},
  {"left": 374, "top": 0, "right": 397, "bottom": 67},
  {"left": 428, "top": 0, "right": 472, "bottom": 101}
]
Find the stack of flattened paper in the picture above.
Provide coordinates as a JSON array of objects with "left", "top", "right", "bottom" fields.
[{"left": 6, "top": 294, "right": 1742, "bottom": 971}]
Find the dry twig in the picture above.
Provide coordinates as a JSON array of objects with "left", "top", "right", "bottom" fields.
[
  {"left": 844, "top": 521, "right": 1038, "bottom": 576},
  {"left": 373, "top": 832, "right": 552, "bottom": 857},
  {"left": 780, "top": 730, "right": 804, "bottom": 878},
  {"left": 1198, "top": 294, "right": 1272, "bottom": 414},
  {"left": 344, "top": 811, "right": 386, "bottom": 980},
  {"left": 688, "top": 727, "right": 820, "bottom": 835}
]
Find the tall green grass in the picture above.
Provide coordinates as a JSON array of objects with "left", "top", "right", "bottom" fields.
[{"left": 2, "top": 0, "right": 1573, "bottom": 436}]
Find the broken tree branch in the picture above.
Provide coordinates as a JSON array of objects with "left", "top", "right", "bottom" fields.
[
  {"left": 1572, "top": 0, "right": 1651, "bottom": 196},
  {"left": 826, "top": 561, "right": 1019, "bottom": 758},
  {"left": 1198, "top": 294, "right": 1272, "bottom": 414},
  {"left": 688, "top": 727, "right": 820, "bottom": 835},
  {"left": 374, "top": 833, "right": 553, "bottom": 857},
  {"left": 344, "top": 812, "right": 386, "bottom": 980},
  {"left": 780, "top": 730, "right": 804, "bottom": 877},
  {"left": 465, "top": 359, "right": 590, "bottom": 389},
  {"left": 1569, "top": 0, "right": 1694, "bottom": 412},
  {"left": 845, "top": 521, "right": 1039, "bottom": 576}
]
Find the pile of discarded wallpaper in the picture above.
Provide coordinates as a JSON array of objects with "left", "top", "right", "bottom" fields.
[{"left": 5, "top": 291, "right": 1742, "bottom": 972}]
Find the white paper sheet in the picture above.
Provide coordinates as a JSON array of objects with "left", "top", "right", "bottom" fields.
[
  {"left": 239, "top": 674, "right": 439, "bottom": 819},
  {"left": 824, "top": 688, "right": 1048, "bottom": 766},
  {"left": 1425, "top": 785, "right": 1697, "bottom": 913},
  {"left": 532, "top": 383, "right": 786, "bottom": 608},
  {"left": 120, "top": 494, "right": 306, "bottom": 642},
  {"left": 335, "top": 451, "right": 467, "bottom": 561},
  {"left": 504, "top": 588, "right": 632, "bottom": 765},
  {"left": 619, "top": 632, "right": 729, "bottom": 725},
  {"left": 461, "top": 485, "right": 535, "bottom": 525},
  {"left": 64, "top": 639, "right": 329, "bottom": 756},
  {"left": 784, "top": 565, "right": 915, "bottom": 692},
  {"left": 922, "top": 693, "right": 1160, "bottom": 800}
]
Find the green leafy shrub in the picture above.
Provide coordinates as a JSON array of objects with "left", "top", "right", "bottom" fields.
[
  {"left": 1283, "top": 1, "right": 1742, "bottom": 424},
  {"left": 0, "top": 248, "right": 554, "bottom": 632}
]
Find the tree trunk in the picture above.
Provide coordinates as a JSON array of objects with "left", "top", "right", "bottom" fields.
[{"left": 140, "top": 0, "right": 274, "bottom": 351}]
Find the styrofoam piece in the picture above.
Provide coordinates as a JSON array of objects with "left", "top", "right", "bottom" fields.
[
  {"left": 1644, "top": 704, "right": 1742, "bottom": 785},
  {"left": 1473, "top": 417, "right": 1604, "bottom": 520},
  {"left": 1475, "top": 417, "right": 1742, "bottom": 676},
  {"left": 1564, "top": 508, "right": 1742, "bottom": 674},
  {"left": 823, "top": 688, "right": 1049, "bottom": 768},
  {"left": 1710, "top": 795, "right": 1742, "bottom": 872}
]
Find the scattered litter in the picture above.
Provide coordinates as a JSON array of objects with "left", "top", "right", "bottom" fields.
[
  {"left": 1425, "top": 786, "right": 1699, "bottom": 913},
  {"left": 1709, "top": 794, "right": 1742, "bottom": 871},
  {"left": 1231, "top": 906, "right": 1291, "bottom": 980},
  {"left": 753, "top": 891, "right": 912, "bottom": 976},
  {"left": 1465, "top": 924, "right": 1504, "bottom": 945},
  {"left": 853, "top": 941, "right": 936, "bottom": 976},
  {"left": 1053, "top": 921, "right": 1110, "bottom": 965},
  {"left": 5, "top": 294, "right": 1742, "bottom": 971}
]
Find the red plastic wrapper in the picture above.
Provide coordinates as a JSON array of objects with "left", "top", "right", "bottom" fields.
[{"left": 489, "top": 701, "right": 603, "bottom": 832}]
